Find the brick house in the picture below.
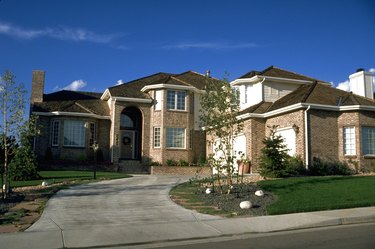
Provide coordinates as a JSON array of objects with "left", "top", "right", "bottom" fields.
[
  {"left": 30, "top": 70, "right": 218, "bottom": 170},
  {"left": 207, "top": 66, "right": 375, "bottom": 173}
]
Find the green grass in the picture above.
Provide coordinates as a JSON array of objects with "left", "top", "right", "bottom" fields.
[
  {"left": 258, "top": 175, "right": 375, "bottom": 215},
  {"left": 11, "top": 170, "right": 130, "bottom": 188}
]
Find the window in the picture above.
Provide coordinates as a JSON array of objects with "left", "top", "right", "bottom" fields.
[
  {"left": 167, "top": 90, "right": 186, "bottom": 111},
  {"left": 51, "top": 120, "right": 60, "bottom": 146},
  {"left": 166, "top": 128, "right": 185, "bottom": 148},
  {"left": 153, "top": 127, "right": 161, "bottom": 148},
  {"left": 89, "top": 123, "right": 96, "bottom": 146},
  {"left": 63, "top": 120, "right": 85, "bottom": 147},
  {"left": 343, "top": 127, "right": 356, "bottom": 155},
  {"left": 362, "top": 127, "right": 375, "bottom": 155},
  {"left": 154, "top": 90, "right": 162, "bottom": 111}
]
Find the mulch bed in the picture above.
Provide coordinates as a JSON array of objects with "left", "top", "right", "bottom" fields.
[{"left": 196, "top": 183, "right": 276, "bottom": 216}]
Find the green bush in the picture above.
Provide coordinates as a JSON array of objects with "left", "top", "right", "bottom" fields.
[
  {"left": 150, "top": 161, "right": 162, "bottom": 166},
  {"left": 166, "top": 159, "right": 176, "bottom": 166},
  {"left": 10, "top": 141, "right": 40, "bottom": 181},
  {"left": 309, "top": 157, "right": 354, "bottom": 176},
  {"left": 285, "top": 156, "right": 307, "bottom": 176},
  {"left": 178, "top": 159, "right": 189, "bottom": 166}
]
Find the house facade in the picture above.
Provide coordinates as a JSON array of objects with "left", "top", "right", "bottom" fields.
[
  {"left": 30, "top": 70, "right": 217, "bottom": 169},
  {"left": 207, "top": 66, "right": 375, "bottom": 173}
]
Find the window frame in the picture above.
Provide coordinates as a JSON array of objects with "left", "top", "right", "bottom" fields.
[
  {"left": 51, "top": 120, "right": 60, "bottom": 147},
  {"left": 343, "top": 126, "right": 356, "bottom": 156},
  {"left": 63, "top": 120, "right": 86, "bottom": 148},
  {"left": 362, "top": 126, "right": 375, "bottom": 156},
  {"left": 153, "top": 127, "right": 161, "bottom": 148},
  {"left": 166, "top": 127, "right": 186, "bottom": 149},
  {"left": 167, "top": 90, "right": 186, "bottom": 111}
]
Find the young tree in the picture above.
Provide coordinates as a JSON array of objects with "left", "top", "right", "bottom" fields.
[
  {"left": 0, "top": 70, "right": 31, "bottom": 198},
  {"left": 200, "top": 76, "right": 243, "bottom": 193},
  {"left": 259, "top": 126, "right": 290, "bottom": 178}
]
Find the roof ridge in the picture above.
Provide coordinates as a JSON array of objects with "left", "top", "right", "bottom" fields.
[
  {"left": 108, "top": 72, "right": 173, "bottom": 89},
  {"left": 169, "top": 75, "right": 193, "bottom": 86},
  {"left": 75, "top": 102, "right": 95, "bottom": 114},
  {"left": 301, "top": 81, "right": 319, "bottom": 103}
]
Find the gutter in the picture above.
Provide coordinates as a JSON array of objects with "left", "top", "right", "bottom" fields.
[{"left": 304, "top": 105, "right": 311, "bottom": 169}]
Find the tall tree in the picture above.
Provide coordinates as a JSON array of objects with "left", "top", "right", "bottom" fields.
[
  {"left": 200, "top": 76, "right": 243, "bottom": 193},
  {"left": 0, "top": 70, "right": 29, "bottom": 198}
]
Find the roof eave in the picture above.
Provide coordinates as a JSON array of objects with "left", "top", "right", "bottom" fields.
[{"left": 33, "top": 111, "right": 111, "bottom": 120}]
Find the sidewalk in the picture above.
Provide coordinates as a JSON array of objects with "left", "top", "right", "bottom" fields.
[{"left": 1, "top": 206, "right": 375, "bottom": 249}]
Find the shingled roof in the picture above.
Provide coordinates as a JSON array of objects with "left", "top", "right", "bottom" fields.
[
  {"left": 107, "top": 71, "right": 219, "bottom": 98},
  {"left": 32, "top": 90, "right": 109, "bottom": 116},
  {"left": 239, "top": 65, "right": 321, "bottom": 82},
  {"left": 241, "top": 82, "right": 375, "bottom": 116}
]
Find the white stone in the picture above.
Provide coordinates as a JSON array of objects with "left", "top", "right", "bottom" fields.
[
  {"left": 255, "top": 190, "right": 264, "bottom": 197},
  {"left": 240, "top": 201, "right": 252, "bottom": 209},
  {"left": 205, "top": 188, "right": 212, "bottom": 194},
  {"left": 41, "top": 181, "right": 49, "bottom": 187}
]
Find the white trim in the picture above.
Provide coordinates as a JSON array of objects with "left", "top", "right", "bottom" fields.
[
  {"left": 100, "top": 89, "right": 111, "bottom": 100},
  {"left": 237, "top": 103, "right": 375, "bottom": 121},
  {"left": 33, "top": 111, "right": 111, "bottom": 120},
  {"left": 305, "top": 105, "right": 311, "bottom": 168},
  {"left": 231, "top": 75, "right": 324, "bottom": 86},
  {"left": 112, "top": 96, "right": 153, "bottom": 103},
  {"left": 140, "top": 84, "right": 204, "bottom": 93}
]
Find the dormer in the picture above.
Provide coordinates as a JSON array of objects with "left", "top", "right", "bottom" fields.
[{"left": 231, "top": 66, "right": 325, "bottom": 110}]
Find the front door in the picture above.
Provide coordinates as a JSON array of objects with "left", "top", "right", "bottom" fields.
[{"left": 120, "top": 130, "right": 135, "bottom": 159}]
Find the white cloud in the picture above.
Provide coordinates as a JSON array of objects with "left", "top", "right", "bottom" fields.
[
  {"left": 162, "top": 41, "right": 259, "bottom": 50},
  {"left": 336, "top": 80, "right": 350, "bottom": 91},
  {"left": 370, "top": 68, "right": 375, "bottom": 74},
  {"left": 62, "top": 80, "right": 87, "bottom": 91},
  {"left": 0, "top": 21, "right": 121, "bottom": 45},
  {"left": 116, "top": 79, "right": 125, "bottom": 85}
]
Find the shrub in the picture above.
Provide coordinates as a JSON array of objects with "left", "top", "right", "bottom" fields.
[
  {"left": 150, "top": 161, "right": 162, "bottom": 166},
  {"left": 309, "top": 157, "right": 354, "bottom": 176},
  {"left": 259, "top": 129, "right": 291, "bottom": 178},
  {"left": 166, "top": 159, "right": 176, "bottom": 166},
  {"left": 285, "top": 156, "right": 307, "bottom": 176},
  {"left": 10, "top": 141, "right": 40, "bottom": 181},
  {"left": 177, "top": 159, "right": 189, "bottom": 166}
]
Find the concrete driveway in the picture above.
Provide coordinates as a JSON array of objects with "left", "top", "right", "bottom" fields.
[{"left": 27, "top": 175, "right": 220, "bottom": 232}]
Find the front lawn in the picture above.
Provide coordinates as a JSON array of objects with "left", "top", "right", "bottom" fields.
[
  {"left": 170, "top": 175, "right": 375, "bottom": 217},
  {"left": 10, "top": 170, "right": 129, "bottom": 188},
  {"left": 258, "top": 175, "right": 375, "bottom": 215}
]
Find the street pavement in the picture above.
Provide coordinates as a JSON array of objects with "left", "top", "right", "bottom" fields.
[{"left": 1, "top": 175, "right": 375, "bottom": 249}]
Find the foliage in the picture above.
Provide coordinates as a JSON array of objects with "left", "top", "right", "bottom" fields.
[
  {"left": 177, "top": 159, "right": 189, "bottom": 166},
  {"left": 308, "top": 157, "right": 354, "bottom": 176},
  {"left": 285, "top": 156, "right": 307, "bottom": 176},
  {"left": 166, "top": 159, "right": 177, "bottom": 166},
  {"left": 259, "top": 127, "right": 291, "bottom": 178},
  {"left": 0, "top": 70, "right": 35, "bottom": 198},
  {"left": 149, "top": 161, "right": 162, "bottom": 166},
  {"left": 200, "top": 76, "right": 243, "bottom": 193},
  {"left": 9, "top": 135, "right": 40, "bottom": 181}
]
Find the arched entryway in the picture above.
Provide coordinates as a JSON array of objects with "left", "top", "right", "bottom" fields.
[{"left": 120, "top": 107, "right": 142, "bottom": 160}]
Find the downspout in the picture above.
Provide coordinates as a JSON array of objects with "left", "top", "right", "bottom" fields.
[
  {"left": 304, "top": 105, "right": 311, "bottom": 169},
  {"left": 111, "top": 98, "right": 116, "bottom": 163}
]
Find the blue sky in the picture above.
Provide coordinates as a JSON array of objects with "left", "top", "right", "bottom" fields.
[{"left": 0, "top": 0, "right": 374, "bottom": 95}]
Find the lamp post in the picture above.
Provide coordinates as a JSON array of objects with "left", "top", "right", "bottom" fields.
[{"left": 91, "top": 142, "right": 99, "bottom": 180}]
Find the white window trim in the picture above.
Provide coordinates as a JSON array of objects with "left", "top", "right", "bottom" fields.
[
  {"left": 167, "top": 90, "right": 186, "bottom": 111},
  {"left": 51, "top": 120, "right": 60, "bottom": 146},
  {"left": 343, "top": 126, "right": 356, "bottom": 156},
  {"left": 63, "top": 120, "right": 86, "bottom": 148},
  {"left": 154, "top": 90, "right": 162, "bottom": 111},
  {"left": 166, "top": 127, "right": 186, "bottom": 149},
  {"left": 153, "top": 127, "right": 161, "bottom": 148}
]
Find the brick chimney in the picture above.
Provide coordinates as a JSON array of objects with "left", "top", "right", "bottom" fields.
[
  {"left": 31, "top": 70, "right": 45, "bottom": 103},
  {"left": 349, "top": 69, "right": 374, "bottom": 99}
]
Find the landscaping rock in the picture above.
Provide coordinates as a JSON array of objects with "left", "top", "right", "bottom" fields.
[
  {"left": 41, "top": 181, "right": 49, "bottom": 187},
  {"left": 255, "top": 190, "right": 264, "bottom": 197},
  {"left": 205, "top": 188, "right": 212, "bottom": 194},
  {"left": 240, "top": 201, "right": 252, "bottom": 209}
]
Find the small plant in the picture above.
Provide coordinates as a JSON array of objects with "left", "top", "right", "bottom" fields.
[
  {"left": 166, "top": 159, "right": 176, "bottom": 166},
  {"left": 178, "top": 159, "right": 189, "bottom": 166},
  {"left": 150, "top": 161, "right": 162, "bottom": 166}
]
